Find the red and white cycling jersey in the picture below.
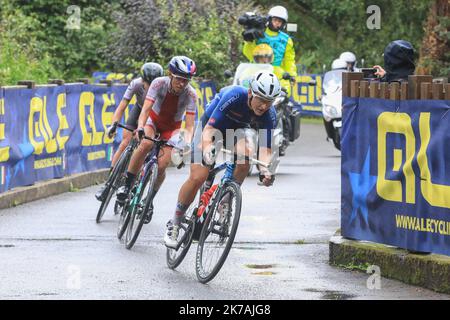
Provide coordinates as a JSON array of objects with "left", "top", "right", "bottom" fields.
[{"left": 145, "top": 76, "right": 197, "bottom": 132}]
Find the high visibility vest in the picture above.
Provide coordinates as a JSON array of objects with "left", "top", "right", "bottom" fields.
[{"left": 256, "top": 30, "right": 290, "bottom": 67}]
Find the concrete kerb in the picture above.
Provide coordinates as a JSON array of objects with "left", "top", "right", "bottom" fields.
[
  {"left": 329, "top": 231, "right": 450, "bottom": 294},
  {"left": 0, "top": 169, "right": 109, "bottom": 210}
]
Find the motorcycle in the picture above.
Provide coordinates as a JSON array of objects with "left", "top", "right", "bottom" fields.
[{"left": 321, "top": 69, "right": 344, "bottom": 151}]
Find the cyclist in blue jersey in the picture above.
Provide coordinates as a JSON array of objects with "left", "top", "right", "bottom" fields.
[{"left": 164, "top": 71, "right": 281, "bottom": 248}]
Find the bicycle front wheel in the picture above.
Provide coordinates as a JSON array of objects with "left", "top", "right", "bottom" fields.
[
  {"left": 96, "top": 147, "right": 129, "bottom": 223},
  {"left": 125, "top": 162, "right": 158, "bottom": 249},
  {"left": 195, "top": 181, "right": 242, "bottom": 283},
  {"left": 166, "top": 190, "right": 201, "bottom": 270}
]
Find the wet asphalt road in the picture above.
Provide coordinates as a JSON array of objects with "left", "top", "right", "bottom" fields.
[{"left": 0, "top": 122, "right": 448, "bottom": 300}]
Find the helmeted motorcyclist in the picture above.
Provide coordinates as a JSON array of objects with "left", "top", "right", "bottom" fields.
[
  {"left": 243, "top": 5, "right": 297, "bottom": 90},
  {"left": 339, "top": 52, "right": 358, "bottom": 72},
  {"left": 252, "top": 43, "right": 274, "bottom": 64},
  {"left": 331, "top": 58, "right": 348, "bottom": 71}
]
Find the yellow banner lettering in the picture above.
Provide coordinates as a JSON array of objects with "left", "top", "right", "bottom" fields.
[
  {"left": 377, "top": 112, "right": 415, "bottom": 204},
  {"left": 417, "top": 112, "right": 450, "bottom": 209},
  {"left": 56, "top": 93, "right": 69, "bottom": 150},
  {"left": 0, "top": 98, "right": 9, "bottom": 162},
  {"left": 102, "top": 93, "right": 115, "bottom": 144}
]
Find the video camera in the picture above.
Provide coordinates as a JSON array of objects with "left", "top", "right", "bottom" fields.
[{"left": 238, "top": 12, "right": 267, "bottom": 42}]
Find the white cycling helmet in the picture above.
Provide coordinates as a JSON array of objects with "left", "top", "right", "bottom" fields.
[
  {"left": 339, "top": 52, "right": 357, "bottom": 64},
  {"left": 331, "top": 58, "right": 348, "bottom": 70},
  {"left": 268, "top": 6, "right": 288, "bottom": 22},
  {"left": 250, "top": 71, "right": 281, "bottom": 101}
]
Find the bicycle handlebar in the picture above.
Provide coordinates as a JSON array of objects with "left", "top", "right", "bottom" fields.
[
  {"left": 116, "top": 123, "right": 168, "bottom": 145},
  {"left": 220, "top": 148, "right": 269, "bottom": 168},
  {"left": 117, "top": 123, "right": 134, "bottom": 132}
]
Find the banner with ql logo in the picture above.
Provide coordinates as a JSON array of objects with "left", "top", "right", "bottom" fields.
[{"left": 341, "top": 96, "right": 450, "bottom": 256}]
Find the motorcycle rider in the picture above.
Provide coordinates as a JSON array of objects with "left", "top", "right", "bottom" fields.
[
  {"left": 339, "top": 52, "right": 358, "bottom": 72},
  {"left": 252, "top": 43, "right": 293, "bottom": 97},
  {"left": 252, "top": 43, "right": 274, "bottom": 64},
  {"left": 243, "top": 5, "right": 297, "bottom": 93},
  {"left": 331, "top": 58, "right": 348, "bottom": 71}
]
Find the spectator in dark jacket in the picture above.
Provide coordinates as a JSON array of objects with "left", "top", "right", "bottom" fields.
[{"left": 373, "top": 40, "right": 416, "bottom": 82}]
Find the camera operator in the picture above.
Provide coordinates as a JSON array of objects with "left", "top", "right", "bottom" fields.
[{"left": 240, "top": 5, "right": 297, "bottom": 93}]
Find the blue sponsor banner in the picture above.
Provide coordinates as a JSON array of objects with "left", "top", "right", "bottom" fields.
[
  {"left": 0, "top": 80, "right": 215, "bottom": 194},
  {"left": 65, "top": 84, "right": 121, "bottom": 175},
  {"left": 0, "top": 84, "right": 127, "bottom": 193},
  {"left": 190, "top": 80, "right": 217, "bottom": 122},
  {"left": 341, "top": 96, "right": 450, "bottom": 256},
  {"left": 0, "top": 86, "right": 67, "bottom": 192},
  {"left": 291, "top": 74, "right": 323, "bottom": 117}
]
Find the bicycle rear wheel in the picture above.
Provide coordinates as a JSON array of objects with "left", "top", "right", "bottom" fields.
[
  {"left": 166, "top": 191, "right": 201, "bottom": 270},
  {"left": 117, "top": 187, "right": 135, "bottom": 240},
  {"left": 125, "top": 162, "right": 158, "bottom": 249},
  {"left": 195, "top": 181, "right": 242, "bottom": 283}
]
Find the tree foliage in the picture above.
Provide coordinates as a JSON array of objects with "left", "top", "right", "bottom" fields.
[
  {"left": 258, "top": 0, "right": 433, "bottom": 73},
  {"left": 104, "top": 0, "right": 256, "bottom": 85},
  {"left": 417, "top": 0, "right": 450, "bottom": 77},
  {"left": 0, "top": 0, "right": 447, "bottom": 86}
]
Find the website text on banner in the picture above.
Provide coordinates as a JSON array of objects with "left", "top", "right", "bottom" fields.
[{"left": 0, "top": 81, "right": 216, "bottom": 194}]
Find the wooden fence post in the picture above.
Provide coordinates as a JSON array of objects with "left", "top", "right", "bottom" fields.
[
  {"left": 359, "top": 81, "right": 369, "bottom": 98},
  {"left": 432, "top": 83, "right": 444, "bottom": 100},
  {"left": 389, "top": 82, "right": 400, "bottom": 100},
  {"left": 48, "top": 79, "right": 65, "bottom": 86},
  {"left": 420, "top": 83, "right": 433, "bottom": 99},
  {"left": 445, "top": 84, "right": 450, "bottom": 100},
  {"left": 369, "top": 81, "right": 380, "bottom": 98},
  {"left": 76, "top": 78, "right": 90, "bottom": 84},
  {"left": 350, "top": 80, "right": 360, "bottom": 98},
  {"left": 99, "top": 79, "right": 113, "bottom": 86},
  {"left": 380, "top": 82, "right": 389, "bottom": 99},
  {"left": 343, "top": 72, "right": 363, "bottom": 98},
  {"left": 408, "top": 75, "right": 433, "bottom": 99},
  {"left": 17, "top": 81, "right": 35, "bottom": 89},
  {"left": 400, "top": 82, "right": 408, "bottom": 100}
]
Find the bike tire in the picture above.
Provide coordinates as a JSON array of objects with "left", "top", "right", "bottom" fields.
[
  {"left": 96, "top": 149, "right": 129, "bottom": 223},
  {"left": 117, "top": 186, "right": 135, "bottom": 241},
  {"left": 125, "top": 162, "right": 158, "bottom": 249},
  {"left": 117, "top": 199, "right": 132, "bottom": 240},
  {"left": 166, "top": 191, "right": 201, "bottom": 270},
  {"left": 195, "top": 181, "right": 242, "bottom": 283}
]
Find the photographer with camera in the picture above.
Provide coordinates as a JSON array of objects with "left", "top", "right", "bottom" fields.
[
  {"left": 373, "top": 40, "right": 416, "bottom": 83},
  {"left": 240, "top": 5, "right": 297, "bottom": 95}
]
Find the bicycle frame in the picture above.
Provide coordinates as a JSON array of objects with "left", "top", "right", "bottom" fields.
[
  {"left": 196, "top": 163, "right": 235, "bottom": 218},
  {"left": 128, "top": 138, "right": 166, "bottom": 211}
]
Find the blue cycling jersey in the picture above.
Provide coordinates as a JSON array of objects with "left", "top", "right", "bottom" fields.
[{"left": 201, "top": 85, "right": 277, "bottom": 148}]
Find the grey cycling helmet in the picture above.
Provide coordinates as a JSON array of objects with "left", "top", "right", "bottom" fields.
[{"left": 141, "top": 62, "right": 164, "bottom": 84}]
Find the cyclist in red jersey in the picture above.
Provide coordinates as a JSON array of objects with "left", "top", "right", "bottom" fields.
[{"left": 116, "top": 56, "right": 198, "bottom": 223}]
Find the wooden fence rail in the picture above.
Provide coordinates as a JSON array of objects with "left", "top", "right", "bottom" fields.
[{"left": 343, "top": 72, "right": 450, "bottom": 100}]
